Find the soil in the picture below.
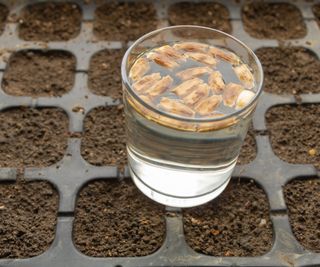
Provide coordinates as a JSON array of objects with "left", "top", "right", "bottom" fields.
[
  {"left": 88, "top": 49, "right": 124, "bottom": 99},
  {"left": 81, "top": 105, "right": 127, "bottom": 170},
  {"left": 242, "top": 2, "right": 306, "bottom": 39},
  {"left": 284, "top": 178, "right": 320, "bottom": 253},
  {"left": 94, "top": 2, "right": 158, "bottom": 41},
  {"left": 183, "top": 179, "right": 273, "bottom": 256},
  {"left": 255, "top": 47, "right": 320, "bottom": 95},
  {"left": 266, "top": 105, "right": 320, "bottom": 169},
  {"left": 0, "top": 4, "right": 8, "bottom": 35},
  {"left": 0, "top": 107, "right": 68, "bottom": 168},
  {"left": 238, "top": 128, "right": 256, "bottom": 165},
  {"left": 314, "top": 4, "right": 320, "bottom": 27},
  {"left": 0, "top": 181, "right": 58, "bottom": 258},
  {"left": 2, "top": 50, "right": 76, "bottom": 97},
  {"left": 19, "top": 2, "right": 82, "bottom": 41},
  {"left": 73, "top": 179, "right": 165, "bottom": 257},
  {"left": 168, "top": 2, "right": 231, "bottom": 34}
]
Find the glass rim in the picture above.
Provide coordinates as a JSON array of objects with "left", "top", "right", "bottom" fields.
[{"left": 121, "top": 25, "right": 264, "bottom": 123}]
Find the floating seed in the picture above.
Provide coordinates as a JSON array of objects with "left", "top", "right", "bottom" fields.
[
  {"left": 235, "top": 90, "right": 255, "bottom": 110},
  {"left": 223, "top": 83, "right": 244, "bottom": 107},
  {"left": 133, "top": 73, "right": 161, "bottom": 92},
  {"left": 172, "top": 78, "right": 203, "bottom": 97},
  {"left": 176, "top": 66, "right": 212, "bottom": 81},
  {"left": 234, "top": 64, "right": 255, "bottom": 89},
  {"left": 159, "top": 97, "right": 195, "bottom": 117},
  {"left": 208, "top": 71, "right": 225, "bottom": 94},
  {"left": 173, "top": 42, "right": 209, "bottom": 53},
  {"left": 183, "top": 83, "right": 210, "bottom": 107},
  {"left": 147, "top": 52, "right": 179, "bottom": 69},
  {"left": 210, "top": 47, "right": 240, "bottom": 65},
  {"left": 195, "top": 95, "right": 222, "bottom": 116},
  {"left": 155, "top": 45, "right": 185, "bottom": 60},
  {"left": 146, "top": 75, "right": 173, "bottom": 97},
  {"left": 129, "top": 57, "right": 150, "bottom": 81},
  {"left": 185, "top": 52, "right": 217, "bottom": 66}
]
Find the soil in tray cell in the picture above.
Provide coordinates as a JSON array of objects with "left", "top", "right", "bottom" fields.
[
  {"left": 256, "top": 47, "right": 320, "bottom": 95},
  {"left": 0, "top": 107, "right": 68, "bottom": 168},
  {"left": 0, "top": 181, "right": 58, "bottom": 258},
  {"left": 284, "top": 178, "right": 320, "bottom": 252},
  {"left": 242, "top": 2, "right": 306, "bottom": 39},
  {"left": 81, "top": 105, "right": 127, "bottom": 170},
  {"left": 19, "top": 2, "right": 82, "bottom": 41},
  {"left": 314, "top": 4, "right": 320, "bottom": 28},
  {"left": 0, "top": 4, "right": 8, "bottom": 35},
  {"left": 266, "top": 104, "right": 320, "bottom": 169},
  {"left": 237, "top": 127, "right": 256, "bottom": 165},
  {"left": 2, "top": 50, "right": 76, "bottom": 97},
  {"left": 183, "top": 179, "right": 273, "bottom": 256},
  {"left": 94, "top": 2, "right": 158, "bottom": 41},
  {"left": 168, "top": 2, "right": 231, "bottom": 34},
  {"left": 88, "top": 49, "right": 124, "bottom": 99},
  {"left": 73, "top": 179, "right": 165, "bottom": 257}
]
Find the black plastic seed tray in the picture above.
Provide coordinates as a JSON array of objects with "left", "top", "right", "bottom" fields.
[{"left": 0, "top": 0, "right": 320, "bottom": 266}]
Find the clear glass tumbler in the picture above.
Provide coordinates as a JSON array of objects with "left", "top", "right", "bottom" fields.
[{"left": 121, "top": 26, "right": 263, "bottom": 207}]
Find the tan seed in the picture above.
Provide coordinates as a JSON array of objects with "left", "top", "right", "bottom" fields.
[
  {"left": 195, "top": 95, "right": 222, "bottom": 116},
  {"left": 133, "top": 73, "right": 161, "bottom": 92},
  {"left": 235, "top": 90, "right": 255, "bottom": 110},
  {"left": 185, "top": 52, "right": 217, "bottom": 66},
  {"left": 234, "top": 64, "right": 255, "bottom": 89},
  {"left": 159, "top": 97, "right": 195, "bottom": 117},
  {"left": 210, "top": 47, "right": 240, "bottom": 65},
  {"left": 208, "top": 71, "right": 225, "bottom": 94},
  {"left": 176, "top": 66, "right": 212, "bottom": 81},
  {"left": 172, "top": 78, "right": 203, "bottom": 97},
  {"left": 223, "top": 83, "right": 244, "bottom": 107},
  {"left": 183, "top": 83, "right": 210, "bottom": 107},
  {"left": 146, "top": 75, "right": 173, "bottom": 97},
  {"left": 155, "top": 45, "right": 185, "bottom": 60},
  {"left": 147, "top": 52, "right": 179, "bottom": 69},
  {"left": 129, "top": 57, "right": 150, "bottom": 81},
  {"left": 173, "top": 42, "right": 209, "bottom": 53}
]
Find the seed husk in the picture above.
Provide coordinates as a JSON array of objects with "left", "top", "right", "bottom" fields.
[
  {"left": 183, "top": 83, "right": 210, "bottom": 107},
  {"left": 145, "top": 75, "right": 173, "bottom": 97},
  {"left": 209, "top": 47, "right": 240, "bottom": 65},
  {"left": 235, "top": 90, "right": 255, "bottom": 110},
  {"left": 172, "top": 77, "right": 203, "bottom": 97},
  {"left": 223, "top": 83, "right": 244, "bottom": 107},
  {"left": 129, "top": 57, "right": 150, "bottom": 81},
  {"left": 176, "top": 66, "right": 212, "bottom": 81},
  {"left": 233, "top": 64, "right": 255, "bottom": 89},
  {"left": 208, "top": 71, "right": 225, "bottom": 94},
  {"left": 133, "top": 73, "right": 161, "bottom": 92},
  {"left": 159, "top": 97, "right": 195, "bottom": 117},
  {"left": 147, "top": 52, "right": 179, "bottom": 69},
  {"left": 173, "top": 42, "right": 209, "bottom": 53},
  {"left": 194, "top": 95, "right": 222, "bottom": 116},
  {"left": 155, "top": 45, "right": 185, "bottom": 60},
  {"left": 185, "top": 52, "right": 217, "bottom": 66}
]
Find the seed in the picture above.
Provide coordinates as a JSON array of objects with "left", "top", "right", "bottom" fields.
[
  {"left": 129, "top": 57, "right": 150, "bottom": 81},
  {"left": 155, "top": 45, "right": 185, "bottom": 60},
  {"left": 183, "top": 83, "right": 210, "bottom": 107},
  {"left": 308, "top": 148, "right": 317, "bottom": 156},
  {"left": 145, "top": 75, "right": 173, "bottom": 97},
  {"left": 147, "top": 52, "right": 179, "bottom": 69},
  {"left": 185, "top": 52, "right": 217, "bottom": 66},
  {"left": 209, "top": 47, "right": 240, "bottom": 65},
  {"left": 159, "top": 97, "right": 195, "bottom": 117},
  {"left": 235, "top": 90, "right": 255, "bottom": 110},
  {"left": 172, "top": 78, "right": 203, "bottom": 97},
  {"left": 176, "top": 66, "right": 212, "bottom": 81},
  {"left": 194, "top": 95, "right": 222, "bottom": 116},
  {"left": 223, "top": 83, "right": 244, "bottom": 107},
  {"left": 133, "top": 73, "right": 161, "bottom": 92},
  {"left": 208, "top": 71, "right": 225, "bottom": 94},
  {"left": 173, "top": 42, "right": 209, "bottom": 53},
  {"left": 233, "top": 64, "right": 255, "bottom": 89}
]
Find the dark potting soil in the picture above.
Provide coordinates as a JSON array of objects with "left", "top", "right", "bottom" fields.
[
  {"left": 0, "top": 4, "right": 8, "bottom": 35},
  {"left": 168, "top": 2, "right": 231, "bottom": 34},
  {"left": 81, "top": 106, "right": 127, "bottom": 170},
  {"left": 73, "top": 179, "right": 165, "bottom": 257},
  {"left": 266, "top": 105, "right": 320, "bottom": 169},
  {"left": 255, "top": 47, "right": 320, "bottom": 95},
  {"left": 183, "top": 179, "right": 273, "bottom": 256},
  {"left": 242, "top": 2, "right": 306, "bottom": 39},
  {"left": 238, "top": 128, "right": 256, "bottom": 165},
  {"left": 2, "top": 50, "right": 76, "bottom": 97},
  {"left": 313, "top": 4, "right": 320, "bottom": 28},
  {"left": 19, "top": 2, "right": 82, "bottom": 41},
  {"left": 284, "top": 178, "right": 320, "bottom": 253},
  {"left": 94, "top": 2, "right": 158, "bottom": 41},
  {"left": 0, "top": 181, "right": 58, "bottom": 258},
  {"left": 88, "top": 49, "right": 124, "bottom": 99},
  {"left": 0, "top": 107, "right": 68, "bottom": 168}
]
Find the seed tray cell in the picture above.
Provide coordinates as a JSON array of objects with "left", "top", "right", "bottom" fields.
[{"left": 0, "top": 0, "right": 319, "bottom": 267}]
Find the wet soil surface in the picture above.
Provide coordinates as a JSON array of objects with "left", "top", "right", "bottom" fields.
[
  {"left": 88, "top": 49, "right": 124, "bottom": 99},
  {"left": 73, "top": 179, "right": 165, "bottom": 257},
  {"left": 81, "top": 106, "right": 127, "bottom": 170},
  {"left": 0, "top": 4, "right": 8, "bottom": 35},
  {"left": 266, "top": 104, "right": 320, "bottom": 169},
  {"left": 19, "top": 2, "right": 82, "bottom": 41},
  {"left": 0, "top": 181, "right": 58, "bottom": 258},
  {"left": 94, "top": 2, "right": 157, "bottom": 41},
  {"left": 313, "top": 4, "right": 320, "bottom": 27},
  {"left": 256, "top": 47, "right": 320, "bottom": 95},
  {"left": 168, "top": 2, "right": 231, "bottom": 33},
  {"left": 183, "top": 179, "right": 273, "bottom": 256},
  {"left": 2, "top": 50, "right": 76, "bottom": 97},
  {"left": 284, "top": 178, "right": 320, "bottom": 253},
  {"left": 0, "top": 107, "right": 68, "bottom": 168},
  {"left": 238, "top": 128, "right": 256, "bottom": 165},
  {"left": 242, "top": 2, "right": 306, "bottom": 39}
]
